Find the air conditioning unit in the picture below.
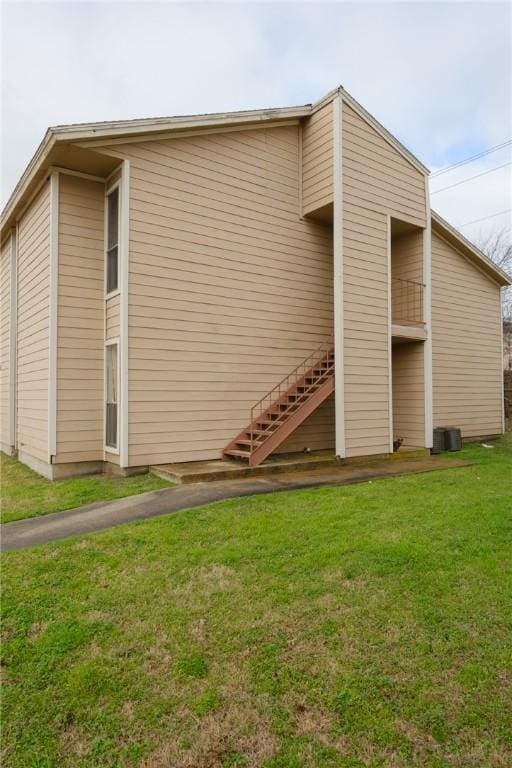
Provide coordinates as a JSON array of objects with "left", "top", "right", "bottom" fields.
[{"left": 431, "top": 426, "right": 462, "bottom": 454}]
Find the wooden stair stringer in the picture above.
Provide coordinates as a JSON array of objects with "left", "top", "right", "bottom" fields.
[{"left": 247, "top": 375, "right": 335, "bottom": 466}]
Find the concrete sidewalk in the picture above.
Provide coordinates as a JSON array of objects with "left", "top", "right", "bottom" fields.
[{"left": 1, "top": 455, "right": 471, "bottom": 552}]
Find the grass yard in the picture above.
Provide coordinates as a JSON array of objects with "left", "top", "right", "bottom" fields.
[
  {"left": 0, "top": 453, "right": 172, "bottom": 524},
  {"left": 2, "top": 437, "right": 512, "bottom": 768}
]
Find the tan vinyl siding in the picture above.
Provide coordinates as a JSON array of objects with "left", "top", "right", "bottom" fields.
[
  {"left": 17, "top": 182, "right": 50, "bottom": 463},
  {"left": 342, "top": 204, "right": 390, "bottom": 457},
  {"left": 431, "top": 231, "right": 503, "bottom": 437},
  {"left": 105, "top": 125, "right": 334, "bottom": 466},
  {"left": 0, "top": 235, "right": 12, "bottom": 449},
  {"left": 56, "top": 174, "right": 104, "bottom": 464},
  {"left": 343, "top": 105, "right": 426, "bottom": 228},
  {"left": 391, "top": 229, "right": 424, "bottom": 324},
  {"left": 106, "top": 294, "right": 120, "bottom": 339},
  {"left": 392, "top": 230, "right": 424, "bottom": 283},
  {"left": 342, "top": 102, "right": 427, "bottom": 457},
  {"left": 392, "top": 342, "right": 425, "bottom": 447},
  {"left": 302, "top": 102, "right": 333, "bottom": 215}
]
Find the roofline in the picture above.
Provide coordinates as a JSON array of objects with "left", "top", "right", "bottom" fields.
[
  {"left": 1, "top": 85, "right": 434, "bottom": 231},
  {"left": 49, "top": 103, "right": 312, "bottom": 141},
  {"left": 1, "top": 128, "right": 56, "bottom": 232},
  {"left": 307, "top": 86, "right": 429, "bottom": 175},
  {"left": 431, "top": 210, "right": 511, "bottom": 287},
  {"left": 339, "top": 88, "right": 430, "bottom": 175},
  {"left": 1, "top": 104, "right": 311, "bottom": 230}
]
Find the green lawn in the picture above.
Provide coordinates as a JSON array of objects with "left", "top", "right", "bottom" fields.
[
  {"left": 0, "top": 453, "right": 172, "bottom": 524},
  {"left": 2, "top": 437, "right": 511, "bottom": 768}
]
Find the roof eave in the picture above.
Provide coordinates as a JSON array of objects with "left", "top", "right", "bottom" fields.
[
  {"left": 51, "top": 104, "right": 312, "bottom": 142},
  {"left": 0, "top": 104, "right": 313, "bottom": 232},
  {"left": 1, "top": 129, "right": 56, "bottom": 234},
  {"left": 431, "top": 210, "right": 511, "bottom": 287}
]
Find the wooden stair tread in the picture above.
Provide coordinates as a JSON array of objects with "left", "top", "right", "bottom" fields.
[{"left": 223, "top": 345, "right": 334, "bottom": 467}]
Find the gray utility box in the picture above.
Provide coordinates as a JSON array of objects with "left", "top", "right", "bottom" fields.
[{"left": 432, "top": 427, "right": 462, "bottom": 454}]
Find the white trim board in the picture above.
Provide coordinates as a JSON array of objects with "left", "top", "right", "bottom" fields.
[
  {"left": 332, "top": 93, "right": 345, "bottom": 459},
  {"left": 340, "top": 88, "right": 429, "bottom": 176},
  {"left": 386, "top": 215, "right": 393, "bottom": 452},
  {"left": 9, "top": 229, "right": 17, "bottom": 448},
  {"left": 49, "top": 166, "right": 106, "bottom": 183},
  {"left": 423, "top": 176, "right": 433, "bottom": 448},
  {"left": 119, "top": 159, "right": 130, "bottom": 467},
  {"left": 48, "top": 171, "right": 59, "bottom": 461}
]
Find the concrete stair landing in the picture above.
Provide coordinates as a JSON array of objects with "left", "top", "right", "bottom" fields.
[{"left": 151, "top": 448, "right": 430, "bottom": 485}]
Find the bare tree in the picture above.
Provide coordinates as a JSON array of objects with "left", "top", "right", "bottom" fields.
[{"left": 477, "top": 228, "right": 512, "bottom": 319}]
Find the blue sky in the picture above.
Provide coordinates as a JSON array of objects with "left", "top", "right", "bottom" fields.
[{"left": 1, "top": 0, "right": 511, "bottom": 243}]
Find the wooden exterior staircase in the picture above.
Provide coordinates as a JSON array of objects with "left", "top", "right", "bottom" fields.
[{"left": 223, "top": 339, "right": 334, "bottom": 467}]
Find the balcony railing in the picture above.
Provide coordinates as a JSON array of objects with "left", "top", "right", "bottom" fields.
[{"left": 392, "top": 277, "right": 424, "bottom": 325}]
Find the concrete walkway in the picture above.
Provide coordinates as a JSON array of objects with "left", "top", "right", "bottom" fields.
[{"left": 1, "top": 456, "right": 471, "bottom": 552}]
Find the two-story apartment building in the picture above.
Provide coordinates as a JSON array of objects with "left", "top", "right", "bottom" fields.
[{"left": 1, "top": 86, "right": 509, "bottom": 479}]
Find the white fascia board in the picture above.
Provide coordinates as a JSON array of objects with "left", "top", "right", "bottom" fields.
[
  {"left": 50, "top": 105, "right": 311, "bottom": 143},
  {"left": 1, "top": 130, "right": 56, "bottom": 233},
  {"left": 340, "top": 88, "right": 430, "bottom": 176}
]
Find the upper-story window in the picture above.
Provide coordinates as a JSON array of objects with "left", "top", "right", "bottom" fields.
[{"left": 106, "top": 186, "right": 119, "bottom": 294}]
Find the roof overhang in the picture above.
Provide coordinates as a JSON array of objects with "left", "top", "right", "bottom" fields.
[
  {"left": 0, "top": 104, "right": 311, "bottom": 237},
  {"left": 1, "top": 85, "right": 432, "bottom": 237},
  {"left": 431, "top": 210, "right": 511, "bottom": 287}
]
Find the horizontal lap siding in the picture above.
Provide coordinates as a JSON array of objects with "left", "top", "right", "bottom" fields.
[
  {"left": 392, "top": 342, "right": 425, "bottom": 447},
  {"left": 343, "top": 106, "right": 426, "bottom": 227},
  {"left": 56, "top": 174, "right": 105, "bottom": 463},
  {"left": 302, "top": 103, "right": 333, "bottom": 215},
  {"left": 0, "top": 236, "right": 11, "bottom": 448},
  {"left": 17, "top": 182, "right": 50, "bottom": 462},
  {"left": 342, "top": 103, "right": 426, "bottom": 457},
  {"left": 109, "top": 126, "right": 334, "bottom": 465},
  {"left": 392, "top": 230, "right": 424, "bottom": 282},
  {"left": 391, "top": 230, "right": 424, "bottom": 323},
  {"left": 431, "top": 231, "right": 502, "bottom": 437}
]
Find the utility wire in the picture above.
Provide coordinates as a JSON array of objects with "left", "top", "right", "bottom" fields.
[
  {"left": 458, "top": 209, "right": 512, "bottom": 228},
  {"left": 431, "top": 139, "right": 512, "bottom": 177},
  {"left": 430, "top": 161, "right": 512, "bottom": 195}
]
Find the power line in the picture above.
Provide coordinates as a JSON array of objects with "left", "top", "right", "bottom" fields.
[
  {"left": 458, "top": 209, "right": 512, "bottom": 228},
  {"left": 430, "top": 161, "right": 512, "bottom": 195},
  {"left": 431, "top": 139, "right": 512, "bottom": 178}
]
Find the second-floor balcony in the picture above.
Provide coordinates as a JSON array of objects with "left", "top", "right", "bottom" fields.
[{"left": 392, "top": 277, "right": 424, "bottom": 326}]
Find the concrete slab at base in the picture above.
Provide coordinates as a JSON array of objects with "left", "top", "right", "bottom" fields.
[
  {"left": 10, "top": 452, "right": 148, "bottom": 481},
  {"left": 50, "top": 461, "right": 105, "bottom": 480},
  {"left": 17, "top": 452, "right": 107, "bottom": 480},
  {"left": 17, "top": 450, "right": 54, "bottom": 479},
  {"left": 151, "top": 448, "right": 430, "bottom": 484},
  {"left": 103, "top": 463, "right": 149, "bottom": 478}
]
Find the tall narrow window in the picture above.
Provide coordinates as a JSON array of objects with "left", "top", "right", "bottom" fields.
[
  {"left": 105, "top": 343, "right": 118, "bottom": 449},
  {"left": 106, "top": 186, "right": 119, "bottom": 294}
]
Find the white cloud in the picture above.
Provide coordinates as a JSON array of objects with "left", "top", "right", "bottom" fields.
[{"left": 1, "top": 0, "right": 511, "bottom": 244}]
